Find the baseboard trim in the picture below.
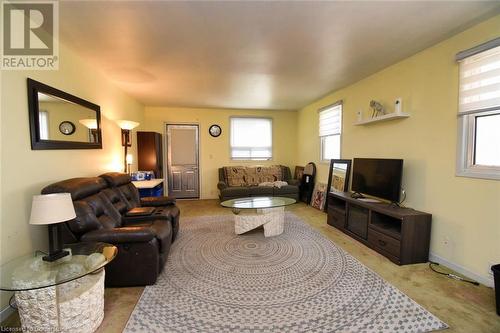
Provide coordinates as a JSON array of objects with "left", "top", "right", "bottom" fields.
[
  {"left": 0, "top": 304, "right": 15, "bottom": 323},
  {"left": 429, "top": 252, "right": 494, "bottom": 288}
]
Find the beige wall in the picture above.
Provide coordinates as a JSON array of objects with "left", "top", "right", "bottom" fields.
[
  {"left": 297, "top": 15, "right": 500, "bottom": 284},
  {"left": 0, "top": 43, "right": 144, "bottom": 309},
  {"left": 141, "top": 107, "right": 297, "bottom": 199}
]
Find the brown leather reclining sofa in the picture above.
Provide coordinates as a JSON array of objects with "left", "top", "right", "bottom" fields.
[{"left": 41, "top": 172, "right": 180, "bottom": 287}]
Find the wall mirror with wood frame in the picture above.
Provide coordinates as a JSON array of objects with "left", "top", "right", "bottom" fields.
[
  {"left": 27, "top": 78, "right": 102, "bottom": 150},
  {"left": 325, "top": 159, "right": 352, "bottom": 212}
]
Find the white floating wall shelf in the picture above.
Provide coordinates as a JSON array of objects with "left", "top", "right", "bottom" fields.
[{"left": 354, "top": 112, "right": 410, "bottom": 126}]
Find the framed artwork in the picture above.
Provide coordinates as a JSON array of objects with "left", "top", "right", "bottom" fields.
[
  {"left": 310, "top": 182, "right": 327, "bottom": 211},
  {"left": 325, "top": 159, "right": 352, "bottom": 212},
  {"left": 294, "top": 166, "right": 305, "bottom": 180}
]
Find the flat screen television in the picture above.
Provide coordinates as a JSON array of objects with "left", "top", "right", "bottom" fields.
[{"left": 351, "top": 158, "right": 403, "bottom": 202}]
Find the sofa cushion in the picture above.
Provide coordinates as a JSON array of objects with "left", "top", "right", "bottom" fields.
[
  {"left": 118, "top": 183, "right": 141, "bottom": 207},
  {"left": 80, "top": 193, "right": 122, "bottom": 229},
  {"left": 70, "top": 201, "right": 103, "bottom": 235},
  {"left": 246, "top": 166, "right": 283, "bottom": 184},
  {"left": 223, "top": 166, "right": 283, "bottom": 186},
  {"left": 42, "top": 177, "right": 107, "bottom": 200},
  {"left": 100, "top": 172, "right": 141, "bottom": 209},
  {"left": 248, "top": 186, "right": 274, "bottom": 196},
  {"left": 221, "top": 186, "right": 251, "bottom": 198},
  {"left": 43, "top": 178, "right": 123, "bottom": 233},
  {"left": 254, "top": 166, "right": 282, "bottom": 183},
  {"left": 273, "top": 184, "right": 299, "bottom": 195},
  {"left": 100, "top": 172, "right": 131, "bottom": 187},
  {"left": 101, "top": 188, "right": 129, "bottom": 215},
  {"left": 223, "top": 166, "right": 247, "bottom": 187}
]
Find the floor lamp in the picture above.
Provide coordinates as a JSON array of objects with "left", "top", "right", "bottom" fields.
[
  {"left": 79, "top": 118, "right": 98, "bottom": 143},
  {"left": 116, "top": 120, "right": 139, "bottom": 173}
]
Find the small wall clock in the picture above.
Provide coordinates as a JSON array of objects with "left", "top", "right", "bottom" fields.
[
  {"left": 209, "top": 124, "right": 222, "bottom": 137},
  {"left": 59, "top": 121, "right": 76, "bottom": 135}
]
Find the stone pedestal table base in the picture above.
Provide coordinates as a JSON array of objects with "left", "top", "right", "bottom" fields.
[
  {"left": 15, "top": 270, "right": 105, "bottom": 333},
  {"left": 234, "top": 207, "right": 285, "bottom": 237}
]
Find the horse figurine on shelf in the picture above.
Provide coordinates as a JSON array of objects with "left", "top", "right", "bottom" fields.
[{"left": 370, "top": 100, "right": 385, "bottom": 118}]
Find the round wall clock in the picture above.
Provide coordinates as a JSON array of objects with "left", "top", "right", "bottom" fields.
[
  {"left": 59, "top": 121, "right": 76, "bottom": 135},
  {"left": 209, "top": 124, "right": 222, "bottom": 137}
]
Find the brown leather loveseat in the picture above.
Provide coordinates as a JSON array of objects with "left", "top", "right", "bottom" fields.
[{"left": 41, "top": 172, "right": 180, "bottom": 287}]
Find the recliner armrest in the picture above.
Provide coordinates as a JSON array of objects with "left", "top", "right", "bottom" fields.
[
  {"left": 121, "top": 218, "right": 153, "bottom": 226},
  {"left": 140, "top": 196, "right": 176, "bottom": 207},
  {"left": 288, "top": 179, "right": 300, "bottom": 186},
  {"left": 217, "top": 181, "right": 228, "bottom": 190},
  {"left": 80, "top": 227, "right": 155, "bottom": 244}
]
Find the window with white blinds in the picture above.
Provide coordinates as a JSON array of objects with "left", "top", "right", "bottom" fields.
[
  {"left": 230, "top": 117, "right": 272, "bottom": 160},
  {"left": 456, "top": 40, "right": 500, "bottom": 180},
  {"left": 458, "top": 45, "right": 500, "bottom": 115},
  {"left": 319, "top": 103, "right": 342, "bottom": 161}
]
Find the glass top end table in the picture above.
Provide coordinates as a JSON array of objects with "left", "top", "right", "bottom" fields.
[
  {"left": 0, "top": 242, "right": 117, "bottom": 292},
  {"left": 0, "top": 242, "right": 117, "bottom": 333},
  {"left": 220, "top": 196, "right": 296, "bottom": 237}
]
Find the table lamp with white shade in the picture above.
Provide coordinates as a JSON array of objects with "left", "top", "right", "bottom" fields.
[{"left": 29, "top": 193, "right": 76, "bottom": 262}]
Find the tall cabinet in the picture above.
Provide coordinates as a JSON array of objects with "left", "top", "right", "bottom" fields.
[{"left": 137, "top": 131, "right": 163, "bottom": 178}]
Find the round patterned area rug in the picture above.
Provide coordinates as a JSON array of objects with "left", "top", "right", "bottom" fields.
[{"left": 124, "top": 213, "right": 447, "bottom": 333}]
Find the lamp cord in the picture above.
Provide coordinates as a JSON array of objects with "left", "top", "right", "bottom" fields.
[{"left": 429, "top": 261, "right": 479, "bottom": 286}]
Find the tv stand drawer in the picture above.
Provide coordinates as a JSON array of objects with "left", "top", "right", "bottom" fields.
[
  {"left": 327, "top": 209, "right": 345, "bottom": 229},
  {"left": 368, "top": 228, "right": 400, "bottom": 258}
]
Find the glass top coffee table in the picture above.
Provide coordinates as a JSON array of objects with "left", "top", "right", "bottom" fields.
[{"left": 221, "top": 196, "right": 296, "bottom": 237}]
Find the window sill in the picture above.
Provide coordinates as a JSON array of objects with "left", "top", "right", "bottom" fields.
[
  {"left": 456, "top": 169, "right": 500, "bottom": 181},
  {"left": 230, "top": 158, "right": 273, "bottom": 162}
]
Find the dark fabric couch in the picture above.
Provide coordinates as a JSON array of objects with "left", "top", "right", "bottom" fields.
[
  {"left": 217, "top": 165, "right": 299, "bottom": 201},
  {"left": 41, "top": 173, "right": 180, "bottom": 287}
]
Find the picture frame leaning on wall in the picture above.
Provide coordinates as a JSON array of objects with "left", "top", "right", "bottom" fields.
[{"left": 324, "top": 159, "right": 352, "bottom": 212}]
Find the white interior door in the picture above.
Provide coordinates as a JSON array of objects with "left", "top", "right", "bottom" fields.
[{"left": 166, "top": 124, "right": 200, "bottom": 199}]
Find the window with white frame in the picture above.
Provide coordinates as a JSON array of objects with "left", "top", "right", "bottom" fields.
[
  {"left": 39, "top": 110, "right": 49, "bottom": 140},
  {"left": 456, "top": 39, "right": 500, "bottom": 180},
  {"left": 319, "top": 102, "right": 342, "bottom": 162},
  {"left": 230, "top": 117, "right": 272, "bottom": 160}
]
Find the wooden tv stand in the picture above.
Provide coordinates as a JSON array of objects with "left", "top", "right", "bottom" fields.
[{"left": 327, "top": 192, "right": 432, "bottom": 265}]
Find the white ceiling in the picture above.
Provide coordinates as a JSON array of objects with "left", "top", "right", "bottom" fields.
[{"left": 59, "top": 1, "right": 500, "bottom": 110}]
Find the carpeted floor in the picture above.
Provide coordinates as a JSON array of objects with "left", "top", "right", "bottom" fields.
[{"left": 124, "top": 212, "right": 447, "bottom": 333}]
